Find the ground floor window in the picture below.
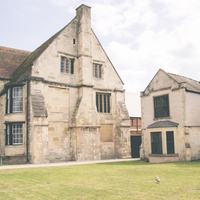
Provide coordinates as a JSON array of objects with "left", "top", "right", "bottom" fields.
[
  {"left": 6, "top": 123, "right": 23, "bottom": 145},
  {"left": 151, "top": 132, "right": 162, "bottom": 154},
  {"left": 150, "top": 131, "right": 175, "bottom": 154},
  {"left": 166, "top": 131, "right": 175, "bottom": 154}
]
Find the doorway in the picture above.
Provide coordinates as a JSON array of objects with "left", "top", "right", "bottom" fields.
[{"left": 131, "top": 135, "right": 141, "bottom": 158}]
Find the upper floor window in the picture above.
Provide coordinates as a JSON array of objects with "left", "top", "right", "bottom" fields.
[
  {"left": 6, "top": 123, "right": 23, "bottom": 145},
  {"left": 93, "top": 63, "right": 102, "bottom": 79},
  {"left": 6, "top": 86, "right": 23, "bottom": 114},
  {"left": 60, "top": 56, "right": 74, "bottom": 74},
  {"left": 96, "top": 93, "right": 111, "bottom": 113},
  {"left": 153, "top": 95, "right": 169, "bottom": 118}
]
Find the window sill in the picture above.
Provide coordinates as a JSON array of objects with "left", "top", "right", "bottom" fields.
[
  {"left": 5, "top": 112, "right": 23, "bottom": 115},
  {"left": 6, "top": 144, "right": 23, "bottom": 147},
  {"left": 94, "top": 77, "right": 103, "bottom": 80},
  {"left": 149, "top": 154, "right": 179, "bottom": 157},
  {"left": 148, "top": 154, "right": 179, "bottom": 163},
  {"left": 98, "top": 113, "right": 112, "bottom": 115}
]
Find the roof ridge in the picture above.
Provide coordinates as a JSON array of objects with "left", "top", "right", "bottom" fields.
[
  {"left": 0, "top": 46, "right": 31, "bottom": 54},
  {"left": 11, "top": 15, "right": 79, "bottom": 83},
  {"left": 168, "top": 72, "right": 199, "bottom": 84}
]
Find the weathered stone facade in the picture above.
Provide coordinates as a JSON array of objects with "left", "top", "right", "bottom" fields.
[
  {"left": 0, "top": 4, "right": 130, "bottom": 164},
  {"left": 141, "top": 69, "right": 200, "bottom": 162}
]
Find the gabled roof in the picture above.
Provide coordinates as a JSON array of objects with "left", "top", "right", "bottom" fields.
[
  {"left": 167, "top": 72, "right": 200, "bottom": 93},
  {"left": 143, "top": 69, "right": 200, "bottom": 94},
  {"left": 0, "top": 46, "right": 30, "bottom": 79},
  {"left": 148, "top": 120, "right": 179, "bottom": 128},
  {"left": 11, "top": 20, "right": 73, "bottom": 83}
]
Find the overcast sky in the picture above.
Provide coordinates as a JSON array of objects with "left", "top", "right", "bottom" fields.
[{"left": 1, "top": 0, "right": 200, "bottom": 93}]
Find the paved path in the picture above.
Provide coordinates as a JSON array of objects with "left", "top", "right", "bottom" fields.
[{"left": 0, "top": 158, "right": 139, "bottom": 170}]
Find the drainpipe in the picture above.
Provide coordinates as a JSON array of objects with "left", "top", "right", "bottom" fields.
[{"left": 26, "top": 79, "right": 29, "bottom": 163}]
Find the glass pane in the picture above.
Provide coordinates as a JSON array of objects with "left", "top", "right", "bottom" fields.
[
  {"left": 154, "top": 95, "right": 169, "bottom": 118},
  {"left": 99, "top": 94, "right": 102, "bottom": 112},
  {"left": 151, "top": 132, "right": 162, "bottom": 154},
  {"left": 12, "top": 124, "right": 23, "bottom": 145},
  {"left": 166, "top": 131, "right": 174, "bottom": 154},
  {"left": 93, "top": 64, "right": 96, "bottom": 78},
  {"left": 107, "top": 94, "right": 110, "bottom": 113},
  {"left": 104, "top": 94, "right": 107, "bottom": 112},
  {"left": 99, "top": 65, "right": 102, "bottom": 78},
  {"left": 61, "top": 57, "right": 65, "bottom": 72},
  {"left": 96, "top": 93, "right": 99, "bottom": 112},
  {"left": 12, "top": 87, "right": 23, "bottom": 112},
  {"left": 66, "top": 59, "right": 69, "bottom": 73},
  {"left": 71, "top": 59, "right": 74, "bottom": 74}
]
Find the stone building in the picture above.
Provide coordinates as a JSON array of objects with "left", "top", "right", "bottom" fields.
[
  {"left": 0, "top": 4, "right": 130, "bottom": 164},
  {"left": 140, "top": 69, "right": 200, "bottom": 162}
]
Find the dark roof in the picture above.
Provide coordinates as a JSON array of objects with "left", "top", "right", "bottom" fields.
[
  {"left": 168, "top": 72, "right": 200, "bottom": 93},
  {"left": 0, "top": 46, "right": 30, "bottom": 79},
  {"left": 148, "top": 120, "right": 179, "bottom": 128}
]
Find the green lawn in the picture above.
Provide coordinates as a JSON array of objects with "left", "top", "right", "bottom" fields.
[{"left": 0, "top": 160, "right": 200, "bottom": 200}]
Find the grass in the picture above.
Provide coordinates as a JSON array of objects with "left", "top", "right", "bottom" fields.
[{"left": 0, "top": 160, "right": 200, "bottom": 200}]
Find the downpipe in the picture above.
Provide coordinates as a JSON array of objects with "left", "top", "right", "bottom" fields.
[{"left": 26, "top": 79, "right": 29, "bottom": 163}]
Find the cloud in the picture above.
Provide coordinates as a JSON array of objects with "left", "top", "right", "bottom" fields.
[
  {"left": 96, "top": 0, "right": 200, "bottom": 92},
  {"left": 91, "top": 0, "right": 157, "bottom": 39},
  {"left": 1, "top": 0, "right": 200, "bottom": 93}
]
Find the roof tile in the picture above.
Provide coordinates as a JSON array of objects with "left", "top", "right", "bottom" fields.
[{"left": 0, "top": 46, "right": 30, "bottom": 79}]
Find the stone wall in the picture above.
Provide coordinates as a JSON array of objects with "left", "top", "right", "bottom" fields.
[
  {"left": 0, "top": 4, "right": 130, "bottom": 164},
  {"left": 141, "top": 69, "right": 200, "bottom": 162}
]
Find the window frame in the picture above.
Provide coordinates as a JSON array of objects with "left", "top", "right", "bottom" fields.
[
  {"left": 96, "top": 92, "right": 111, "bottom": 113},
  {"left": 153, "top": 94, "right": 170, "bottom": 118},
  {"left": 151, "top": 132, "right": 162, "bottom": 154},
  {"left": 5, "top": 123, "right": 23, "bottom": 145},
  {"left": 93, "top": 63, "right": 103, "bottom": 79},
  {"left": 60, "top": 56, "right": 75, "bottom": 74},
  {"left": 166, "top": 131, "right": 175, "bottom": 154},
  {"left": 6, "top": 86, "right": 23, "bottom": 114}
]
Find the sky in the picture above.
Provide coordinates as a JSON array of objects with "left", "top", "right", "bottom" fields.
[{"left": 1, "top": 0, "right": 200, "bottom": 93}]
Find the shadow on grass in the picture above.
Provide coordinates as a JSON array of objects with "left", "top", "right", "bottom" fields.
[
  {"left": 95, "top": 160, "right": 200, "bottom": 167},
  {"left": 96, "top": 160, "right": 150, "bottom": 166}
]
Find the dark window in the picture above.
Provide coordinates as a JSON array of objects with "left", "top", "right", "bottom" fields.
[
  {"left": 96, "top": 93, "right": 110, "bottom": 113},
  {"left": 154, "top": 95, "right": 169, "bottom": 118},
  {"left": 94, "top": 63, "right": 102, "bottom": 78},
  {"left": 166, "top": 131, "right": 175, "bottom": 154},
  {"left": 70, "top": 59, "right": 74, "bottom": 74},
  {"left": 60, "top": 56, "right": 74, "bottom": 74},
  {"left": 6, "top": 123, "right": 23, "bottom": 145},
  {"left": 6, "top": 86, "right": 23, "bottom": 114},
  {"left": 151, "top": 132, "right": 162, "bottom": 154}
]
